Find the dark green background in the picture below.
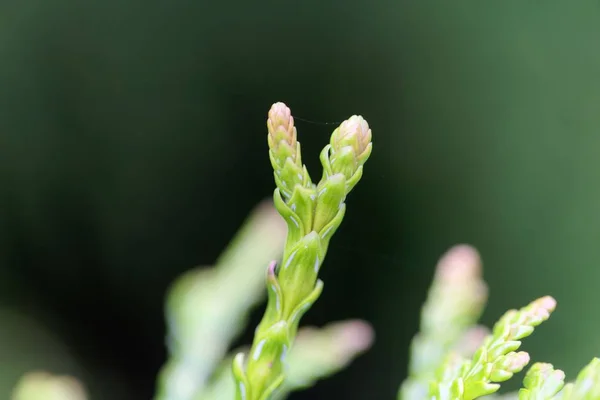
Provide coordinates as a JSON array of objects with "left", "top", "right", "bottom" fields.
[{"left": 1, "top": 1, "right": 599, "bottom": 399}]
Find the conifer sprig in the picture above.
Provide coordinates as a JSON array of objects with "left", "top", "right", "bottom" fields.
[
  {"left": 400, "top": 245, "right": 488, "bottom": 400},
  {"left": 430, "top": 296, "right": 557, "bottom": 400},
  {"left": 232, "top": 102, "right": 372, "bottom": 400},
  {"left": 552, "top": 358, "right": 600, "bottom": 400},
  {"left": 518, "top": 362, "right": 565, "bottom": 400}
]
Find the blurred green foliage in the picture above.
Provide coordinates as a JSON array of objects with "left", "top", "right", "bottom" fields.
[{"left": 1, "top": 1, "right": 600, "bottom": 399}]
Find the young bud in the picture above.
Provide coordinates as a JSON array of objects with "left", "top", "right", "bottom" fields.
[
  {"left": 331, "top": 115, "right": 372, "bottom": 166},
  {"left": 490, "top": 352, "right": 530, "bottom": 382},
  {"left": 267, "top": 102, "right": 297, "bottom": 156},
  {"left": 492, "top": 296, "right": 556, "bottom": 341},
  {"left": 267, "top": 102, "right": 310, "bottom": 200},
  {"left": 320, "top": 114, "right": 373, "bottom": 194},
  {"left": 519, "top": 362, "right": 565, "bottom": 400}
]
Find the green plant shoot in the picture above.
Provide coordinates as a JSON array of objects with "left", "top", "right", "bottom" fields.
[{"left": 231, "top": 102, "right": 373, "bottom": 400}]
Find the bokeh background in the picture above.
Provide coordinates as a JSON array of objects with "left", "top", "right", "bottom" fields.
[{"left": 2, "top": 0, "right": 600, "bottom": 399}]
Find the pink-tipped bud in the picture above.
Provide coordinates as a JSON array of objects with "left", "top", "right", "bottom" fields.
[
  {"left": 533, "top": 362, "right": 566, "bottom": 382},
  {"left": 333, "top": 319, "right": 375, "bottom": 357},
  {"left": 505, "top": 351, "right": 531, "bottom": 372},
  {"left": 521, "top": 296, "right": 557, "bottom": 326},
  {"left": 294, "top": 319, "right": 374, "bottom": 369},
  {"left": 534, "top": 296, "right": 557, "bottom": 315},
  {"left": 433, "top": 244, "right": 488, "bottom": 307},
  {"left": 331, "top": 115, "right": 372, "bottom": 164},
  {"left": 435, "top": 244, "right": 482, "bottom": 283},
  {"left": 268, "top": 102, "right": 297, "bottom": 152}
]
